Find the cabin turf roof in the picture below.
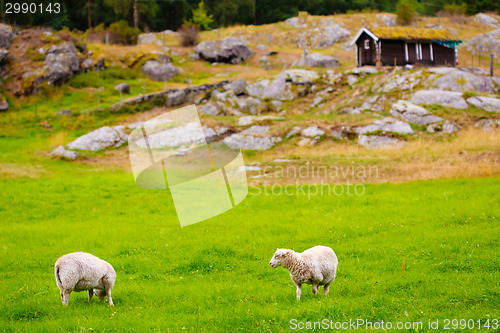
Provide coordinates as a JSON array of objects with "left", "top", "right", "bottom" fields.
[{"left": 371, "top": 27, "right": 457, "bottom": 40}]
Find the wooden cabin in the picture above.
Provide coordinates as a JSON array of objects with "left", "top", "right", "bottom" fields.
[{"left": 353, "top": 27, "right": 461, "bottom": 67}]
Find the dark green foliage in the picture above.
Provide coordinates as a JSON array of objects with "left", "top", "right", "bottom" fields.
[
  {"left": 396, "top": 0, "right": 417, "bottom": 26},
  {"left": 108, "top": 20, "right": 140, "bottom": 44}
]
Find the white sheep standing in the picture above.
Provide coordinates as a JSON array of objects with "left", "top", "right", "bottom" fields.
[
  {"left": 269, "top": 246, "right": 338, "bottom": 300},
  {"left": 54, "top": 252, "right": 116, "bottom": 306}
]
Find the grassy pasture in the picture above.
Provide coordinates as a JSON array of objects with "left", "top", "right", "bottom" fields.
[{"left": 0, "top": 171, "right": 498, "bottom": 332}]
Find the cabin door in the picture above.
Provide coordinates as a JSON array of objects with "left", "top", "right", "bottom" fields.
[
  {"left": 361, "top": 38, "right": 374, "bottom": 65},
  {"left": 407, "top": 42, "right": 417, "bottom": 63}
]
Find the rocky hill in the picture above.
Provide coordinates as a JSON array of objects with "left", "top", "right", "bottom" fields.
[{"left": 0, "top": 12, "right": 499, "bottom": 183}]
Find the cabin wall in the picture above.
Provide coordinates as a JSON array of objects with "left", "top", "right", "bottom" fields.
[
  {"left": 355, "top": 31, "right": 377, "bottom": 66},
  {"left": 433, "top": 43, "right": 456, "bottom": 66},
  {"left": 380, "top": 40, "right": 405, "bottom": 66}
]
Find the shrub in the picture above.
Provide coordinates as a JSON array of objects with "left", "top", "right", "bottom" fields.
[
  {"left": 109, "top": 20, "right": 141, "bottom": 45},
  {"left": 178, "top": 21, "right": 199, "bottom": 47},
  {"left": 396, "top": 0, "right": 417, "bottom": 26}
]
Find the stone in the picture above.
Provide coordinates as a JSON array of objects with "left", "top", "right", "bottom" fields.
[
  {"left": 223, "top": 132, "right": 281, "bottom": 150},
  {"left": 115, "top": 82, "right": 130, "bottom": 94},
  {"left": 298, "top": 53, "right": 339, "bottom": 68},
  {"left": 199, "top": 103, "right": 220, "bottom": 115},
  {"left": 286, "top": 17, "right": 307, "bottom": 28},
  {"left": 67, "top": 126, "right": 128, "bottom": 151},
  {"left": 142, "top": 60, "right": 179, "bottom": 81},
  {"left": 271, "top": 100, "right": 282, "bottom": 111},
  {"left": 330, "top": 130, "right": 343, "bottom": 140},
  {"left": 303, "top": 25, "right": 350, "bottom": 48},
  {"left": 467, "top": 96, "right": 500, "bottom": 112},
  {"left": 56, "top": 109, "right": 72, "bottom": 116},
  {"left": 51, "top": 145, "right": 78, "bottom": 160},
  {"left": 356, "top": 117, "right": 413, "bottom": 135},
  {"left": 166, "top": 90, "right": 186, "bottom": 106},
  {"left": 357, "top": 135, "right": 404, "bottom": 149},
  {"left": 475, "top": 13, "right": 498, "bottom": 27},
  {"left": 350, "top": 66, "right": 379, "bottom": 75},
  {"left": 188, "top": 53, "right": 200, "bottom": 61},
  {"left": 286, "top": 126, "right": 301, "bottom": 139},
  {"left": 195, "top": 37, "right": 254, "bottom": 64},
  {"left": 43, "top": 43, "right": 80, "bottom": 85},
  {"left": 376, "top": 14, "right": 396, "bottom": 27},
  {"left": 442, "top": 122, "right": 458, "bottom": 134},
  {"left": 297, "top": 138, "right": 311, "bottom": 146},
  {"left": 277, "top": 69, "right": 319, "bottom": 85},
  {"left": 82, "top": 58, "right": 93, "bottom": 70},
  {"left": 474, "top": 119, "right": 495, "bottom": 131},
  {"left": 241, "top": 125, "right": 269, "bottom": 135},
  {"left": 237, "top": 97, "right": 262, "bottom": 114},
  {"left": 301, "top": 126, "right": 325, "bottom": 137},
  {"left": 0, "top": 96, "right": 8, "bottom": 111},
  {"left": 231, "top": 79, "right": 247, "bottom": 95},
  {"left": 0, "top": 23, "right": 14, "bottom": 49},
  {"left": 410, "top": 90, "right": 468, "bottom": 109},
  {"left": 429, "top": 67, "right": 496, "bottom": 93},
  {"left": 390, "top": 100, "right": 443, "bottom": 125},
  {"left": 135, "top": 122, "right": 205, "bottom": 149}
]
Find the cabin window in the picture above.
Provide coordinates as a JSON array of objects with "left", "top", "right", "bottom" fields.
[{"left": 364, "top": 39, "right": 370, "bottom": 49}]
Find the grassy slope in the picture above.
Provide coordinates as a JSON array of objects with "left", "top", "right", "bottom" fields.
[{"left": 0, "top": 172, "right": 498, "bottom": 332}]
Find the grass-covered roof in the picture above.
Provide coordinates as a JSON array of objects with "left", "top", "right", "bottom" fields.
[{"left": 371, "top": 27, "right": 458, "bottom": 40}]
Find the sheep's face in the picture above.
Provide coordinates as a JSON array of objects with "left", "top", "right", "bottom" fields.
[
  {"left": 269, "top": 249, "right": 286, "bottom": 268},
  {"left": 94, "top": 289, "right": 106, "bottom": 300}
]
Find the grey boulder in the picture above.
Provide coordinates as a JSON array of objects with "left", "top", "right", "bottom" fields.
[
  {"left": 51, "top": 145, "right": 78, "bottom": 160},
  {"left": 298, "top": 53, "right": 339, "bottom": 68},
  {"left": 67, "top": 126, "right": 128, "bottom": 151},
  {"left": 467, "top": 96, "right": 500, "bottom": 112},
  {"left": 410, "top": 90, "right": 468, "bottom": 109},
  {"left": 195, "top": 37, "right": 253, "bottom": 64},
  {"left": 142, "top": 60, "right": 179, "bottom": 81},
  {"left": 115, "top": 82, "right": 130, "bottom": 94}
]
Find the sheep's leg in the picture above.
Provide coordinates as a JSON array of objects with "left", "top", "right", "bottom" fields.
[
  {"left": 88, "top": 290, "right": 93, "bottom": 303},
  {"left": 324, "top": 281, "right": 332, "bottom": 295},
  {"left": 312, "top": 284, "right": 319, "bottom": 295},
  {"left": 292, "top": 280, "right": 302, "bottom": 300},
  {"left": 106, "top": 288, "right": 114, "bottom": 306},
  {"left": 61, "top": 290, "right": 70, "bottom": 305}
]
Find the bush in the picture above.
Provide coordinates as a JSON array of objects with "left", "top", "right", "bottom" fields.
[
  {"left": 192, "top": 1, "right": 213, "bottom": 31},
  {"left": 440, "top": 2, "right": 467, "bottom": 23},
  {"left": 396, "top": 0, "right": 417, "bottom": 26},
  {"left": 178, "top": 22, "right": 199, "bottom": 47},
  {"left": 109, "top": 20, "right": 141, "bottom": 45}
]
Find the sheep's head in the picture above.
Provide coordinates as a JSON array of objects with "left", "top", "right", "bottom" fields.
[
  {"left": 269, "top": 249, "right": 287, "bottom": 268},
  {"left": 94, "top": 289, "right": 106, "bottom": 300}
]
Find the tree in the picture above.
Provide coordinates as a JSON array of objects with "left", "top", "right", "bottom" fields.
[
  {"left": 191, "top": 1, "right": 213, "bottom": 30},
  {"left": 396, "top": 0, "right": 416, "bottom": 26}
]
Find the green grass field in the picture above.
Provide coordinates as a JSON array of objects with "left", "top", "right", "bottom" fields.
[{"left": 0, "top": 170, "right": 498, "bottom": 332}]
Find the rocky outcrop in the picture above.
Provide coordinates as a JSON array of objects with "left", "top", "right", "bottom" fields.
[
  {"left": 231, "top": 79, "right": 247, "bottom": 95},
  {"left": 199, "top": 103, "right": 220, "bottom": 115},
  {"left": 142, "top": 60, "right": 179, "bottom": 81},
  {"left": 429, "top": 68, "right": 497, "bottom": 93},
  {"left": 298, "top": 53, "right": 339, "bottom": 68},
  {"left": 467, "top": 96, "right": 500, "bottom": 112},
  {"left": 67, "top": 126, "right": 128, "bottom": 151},
  {"left": 298, "top": 24, "right": 350, "bottom": 48},
  {"left": 195, "top": 37, "right": 253, "bottom": 64},
  {"left": 43, "top": 43, "right": 80, "bottom": 85},
  {"left": 410, "top": 90, "right": 468, "bottom": 109},
  {"left": 474, "top": 13, "right": 498, "bottom": 27},
  {"left": 390, "top": 100, "right": 443, "bottom": 125},
  {"left": 0, "top": 23, "right": 14, "bottom": 49}
]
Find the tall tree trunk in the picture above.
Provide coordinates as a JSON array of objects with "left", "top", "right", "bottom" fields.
[
  {"left": 88, "top": 0, "right": 91, "bottom": 30},
  {"left": 133, "top": 0, "right": 139, "bottom": 29}
]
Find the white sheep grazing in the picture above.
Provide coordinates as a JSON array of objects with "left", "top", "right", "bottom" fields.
[
  {"left": 54, "top": 252, "right": 116, "bottom": 306},
  {"left": 269, "top": 246, "right": 338, "bottom": 300}
]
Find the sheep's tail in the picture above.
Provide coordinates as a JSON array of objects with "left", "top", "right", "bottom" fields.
[{"left": 55, "top": 266, "right": 62, "bottom": 288}]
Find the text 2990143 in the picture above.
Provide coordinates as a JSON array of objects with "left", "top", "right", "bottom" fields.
[{"left": 5, "top": 3, "right": 61, "bottom": 14}]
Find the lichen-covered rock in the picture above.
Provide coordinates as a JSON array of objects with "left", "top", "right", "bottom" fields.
[
  {"left": 474, "top": 13, "right": 498, "bottom": 27},
  {"left": 429, "top": 67, "right": 497, "bottom": 93},
  {"left": 442, "top": 121, "right": 458, "bottom": 134},
  {"left": 195, "top": 37, "right": 253, "bottom": 64},
  {"left": 237, "top": 97, "right": 262, "bottom": 114},
  {"left": 410, "top": 90, "right": 468, "bottom": 109},
  {"left": 142, "top": 60, "right": 179, "bottom": 81},
  {"left": 390, "top": 100, "right": 443, "bottom": 125},
  {"left": 67, "top": 126, "right": 128, "bottom": 151}
]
